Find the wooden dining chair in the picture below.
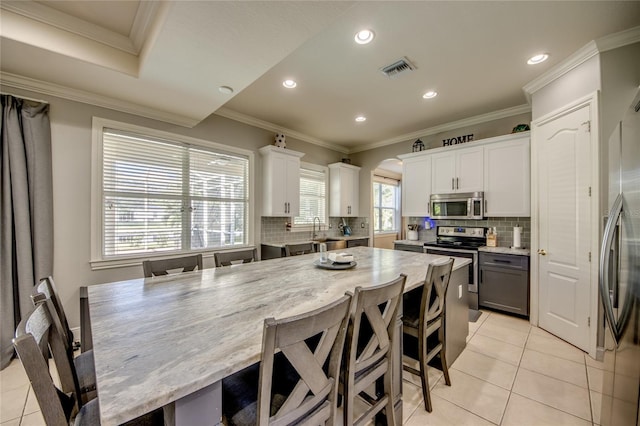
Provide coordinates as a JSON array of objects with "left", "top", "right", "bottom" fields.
[
  {"left": 214, "top": 248, "right": 257, "bottom": 267},
  {"left": 342, "top": 274, "right": 406, "bottom": 426},
  {"left": 402, "top": 257, "right": 454, "bottom": 412},
  {"left": 142, "top": 253, "right": 203, "bottom": 277},
  {"left": 223, "top": 294, "right": 352, "bottom": 426},
  {"left": 14, "top": 301, "right": 165, "bottom": 426},
  {"left": 32, "top": 277, "right": 97, "bottom": 404},
  {"left": 284, "top": 242, "right": 315, "bottom": 257}
]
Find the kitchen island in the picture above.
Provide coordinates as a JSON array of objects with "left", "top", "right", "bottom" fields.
[{"left": 88, "top": 247, "right": 470, "bottom": 425}]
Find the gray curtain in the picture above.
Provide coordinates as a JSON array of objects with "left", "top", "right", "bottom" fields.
[{"left": 0, "top": 95, "right": 53, "bottom": 370}]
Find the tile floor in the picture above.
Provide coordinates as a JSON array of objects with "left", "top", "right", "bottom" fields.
[{"left": 0, "top": 309, "right": 603, "bottom": 425}]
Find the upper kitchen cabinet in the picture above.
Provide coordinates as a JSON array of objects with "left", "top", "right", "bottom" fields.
[
  {"left": 329, "top": 162, "right": 360, "bottom": 217},
  {"left": 431, "top": 146, "right": 484, "bottom": 194},
  {"left": 398, "top": 154, "right": 431, "bottom": 217},
  {"left": 483, "top": 134, "right": 530, "bottom": 217},
  {"left": 259, "top": 146, "right": 305, "bottom": 216}
]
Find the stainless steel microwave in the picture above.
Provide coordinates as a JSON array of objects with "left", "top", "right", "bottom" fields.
[{"left": 430, "top": 192, "right": 484, "bottom": 220}]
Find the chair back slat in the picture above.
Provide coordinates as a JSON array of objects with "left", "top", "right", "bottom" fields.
[
  {"left": 401, "top": 257, "right": 454, "bottom": 412},
  {"left": 214, "top": 248, "right": 257, "bottom": 267},
  {"left": 421, "top": 259, "right": 454, "bottom": 326},
  {"left": 33, "top": 277, "right": 74, "bottom": 350},
  {"left": 14, "top": 303, "right": 81, "bottom": 425},
  {"left": 348, "top": 275, "right": 405, "bottom": 376},
  {"left": 257, "top": 294, "right": 352, "bottom": 426},
  {"left": 343, "top": 274, "right": 406, "bottom": 426},
  {"left": 142, "top": 254, "right": 203, "bottom": 277}
]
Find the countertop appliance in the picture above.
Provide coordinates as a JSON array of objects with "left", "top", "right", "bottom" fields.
[
  {"left": 598, "top": 91, "right": 639, "bottom": 425},
  {"left": 339, "top": 218, "right": 352, "bottom": 236},
  {"left": 424, "top": 226, "right": 486, "bottom": 321},
  {"left": 430, "top": 192, "right": 484, "bottom": 220}
]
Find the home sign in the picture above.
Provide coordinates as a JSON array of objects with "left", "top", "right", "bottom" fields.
[{"left": 442, "top": 134, "right": 474, "bottom": 146}]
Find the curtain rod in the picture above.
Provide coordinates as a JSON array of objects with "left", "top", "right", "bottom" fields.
[{"left": 0, "top": 92, "right": 49, "bottom": 105}]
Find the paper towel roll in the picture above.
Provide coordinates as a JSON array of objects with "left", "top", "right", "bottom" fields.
[{"left": 513, "top": 226, "right": 522, "bottom": 248}]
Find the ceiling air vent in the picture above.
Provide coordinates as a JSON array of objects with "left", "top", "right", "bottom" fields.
[{"left": 380, "top": 57, "right": 416, "bottom": 78}]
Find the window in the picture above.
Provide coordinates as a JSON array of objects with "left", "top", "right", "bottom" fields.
[
  {"left": 94, "top": 120, "right": 251, "bottom": 261},
  {"left": 294, "top": 164, "right": 328, "bottom": 227},
  {"left": 373, "top": 178, "right": 399, "bottom": 232}
]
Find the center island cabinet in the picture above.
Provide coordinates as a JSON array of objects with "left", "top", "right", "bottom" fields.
[{"left": 88, "top": 247, "right": 470, "bottom": 426}]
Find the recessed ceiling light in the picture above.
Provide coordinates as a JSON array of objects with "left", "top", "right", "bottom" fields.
[
  {"left": 422, "top": 91, "right": 438, "bottom": 99},
  {"left": 354, "top": 29, "right": 375, "bottom": 45},
  {"left": 355, "top": 116, "right": 367, "bottom": 122},
  {"left": 218, "top": 86, "right": 234, "bottom": 94},
  {"left": 527, "top": 53, "right": 549, "bottom": 65},
  {"left": 282, "top": 79, "right": 297, "bottom": 89}
]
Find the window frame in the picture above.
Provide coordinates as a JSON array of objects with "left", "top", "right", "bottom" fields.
[
  {"left": 90, "top": 117, "right": 255, "bottom": 270},
  {"left": 372, "top": 177, "right": 400, "bottom": 234},
  {"left": 292, "top": 162, "right": 329, "bottom": 231}
]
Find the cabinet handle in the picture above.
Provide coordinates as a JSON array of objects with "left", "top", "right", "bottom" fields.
[
  {"left": 427, "top": 202, "right": 430, "bottom": 215},
  {"left": 480, "top": 270, "right": 483, "bottom": 283},
  {"left": 452, "top": 178, "right": 455, "bottom": 190},
  {"left": 456, "top": 177, "right": 459, "bottom": 190},
  {"left": 484, "top": 200, "right": 487, "bottom": 213},
  {"left": 494, "top": 259, "right": 512, "bottom": 264}
]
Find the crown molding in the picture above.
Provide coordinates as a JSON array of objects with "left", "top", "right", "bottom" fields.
[
  {"left": 215, "top": 107, "right": 350, "bottom": 154},
  {"left": 595, "top": 25, "right": 640, "bottom": 53},
  {"left": 522, "top": 41, "right": 599, "bottom": 102},
  {"left": 129, "top": 1, "right": 162, "bottom": 53},
  {"left": 0, "top": 72, "right": 199, "bottom": 128},
  {"left": 523, "top": 26, "right": 640, "bottom": 101},
  {"left": 348, "top": 104, "right": 532, "bottom": 154},
  {"left": 0, "top": 0, "right": 145, "bottom": 55}
]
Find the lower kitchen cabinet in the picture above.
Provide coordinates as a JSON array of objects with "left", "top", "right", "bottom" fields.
[
  {"left": 479, "top": 252, "right": 529, "bottom": 317},
  {"left": 346, "top": 237, "right": 369, "bottom": 248},
  {"left": 393, "top": 243, "right": 424, "bottom": 253}
]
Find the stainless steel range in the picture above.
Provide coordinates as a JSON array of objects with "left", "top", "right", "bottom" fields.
[{"left": 424, "top": 226, "right": 486, "bottom": 321}]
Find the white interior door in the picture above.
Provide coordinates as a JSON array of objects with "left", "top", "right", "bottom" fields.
[{"left": 536, "top": 103, "right": 592, "bottom": 351}]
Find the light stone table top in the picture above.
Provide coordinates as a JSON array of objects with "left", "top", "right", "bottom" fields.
[{"left": 88, "top": 247, "right": 471, "bottom": 425}]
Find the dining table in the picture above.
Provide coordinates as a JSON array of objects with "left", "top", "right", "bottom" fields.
[{"left": 87, "top": 246, "right": 471, "bottom": 425}]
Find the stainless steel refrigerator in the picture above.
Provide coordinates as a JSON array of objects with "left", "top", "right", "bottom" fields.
[{"left": 599, "top": 89, "right": 640, "bottom": 426}]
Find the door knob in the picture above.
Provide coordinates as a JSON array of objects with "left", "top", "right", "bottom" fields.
[{"left": 537, "top": 249, "right": 547, "bottom": 256}]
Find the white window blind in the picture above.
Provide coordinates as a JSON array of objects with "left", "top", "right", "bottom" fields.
[
  {"left": 294, "top": 167, "right": 327, "bottom": 226},
  {"left": 102, "top": 129, "right": 249, "bottom": 257}
]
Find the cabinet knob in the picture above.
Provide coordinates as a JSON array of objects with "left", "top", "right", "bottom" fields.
[{"left": 537, "top": 249, "right": 547, "bottom": 256}]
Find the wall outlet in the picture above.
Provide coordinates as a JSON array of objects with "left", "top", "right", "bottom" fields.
[
  {"left": 361, "top": 222, "right": 365, "bottom": 228},
  {"left": 458, "top": 284, "right": 462, "bottom": 299},
  {"left": 329, "top": 223, "right": 332, "bottom": 229}
]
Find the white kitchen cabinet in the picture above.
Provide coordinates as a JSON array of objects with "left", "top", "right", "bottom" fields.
[
  {"left": 431, "top": 146, "right": 484, "bottom": 194},
  {"left": 400, "top": 155, "right": 431, "bottom": 216},
  {"left": 483, "top": 135, "right": 530, "bottom": 217},
  {"left": 329, "top": 162, "right": 360, "bottom": 217},
  {"left": 259, "top": 146, "right": 305, "bottom": 216}
]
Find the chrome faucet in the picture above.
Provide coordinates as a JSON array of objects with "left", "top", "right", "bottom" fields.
[{"left": 312, "top": 217, "right": 321, "bottom": 240}]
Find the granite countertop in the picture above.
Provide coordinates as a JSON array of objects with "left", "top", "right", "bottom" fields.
[
  {"left": 479, "top": 246, "right": 531, "bottom": 256},
  {"left": 88, "top": 247, "right": 470, "bottom": 425}
]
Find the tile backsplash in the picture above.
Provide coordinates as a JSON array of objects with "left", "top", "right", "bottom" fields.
[
  {"left": 407, "top": 217, "right": 531, "bottom": 248},
  {"left": 261, "top": 216, "right": 369, "bottom": 244}
]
